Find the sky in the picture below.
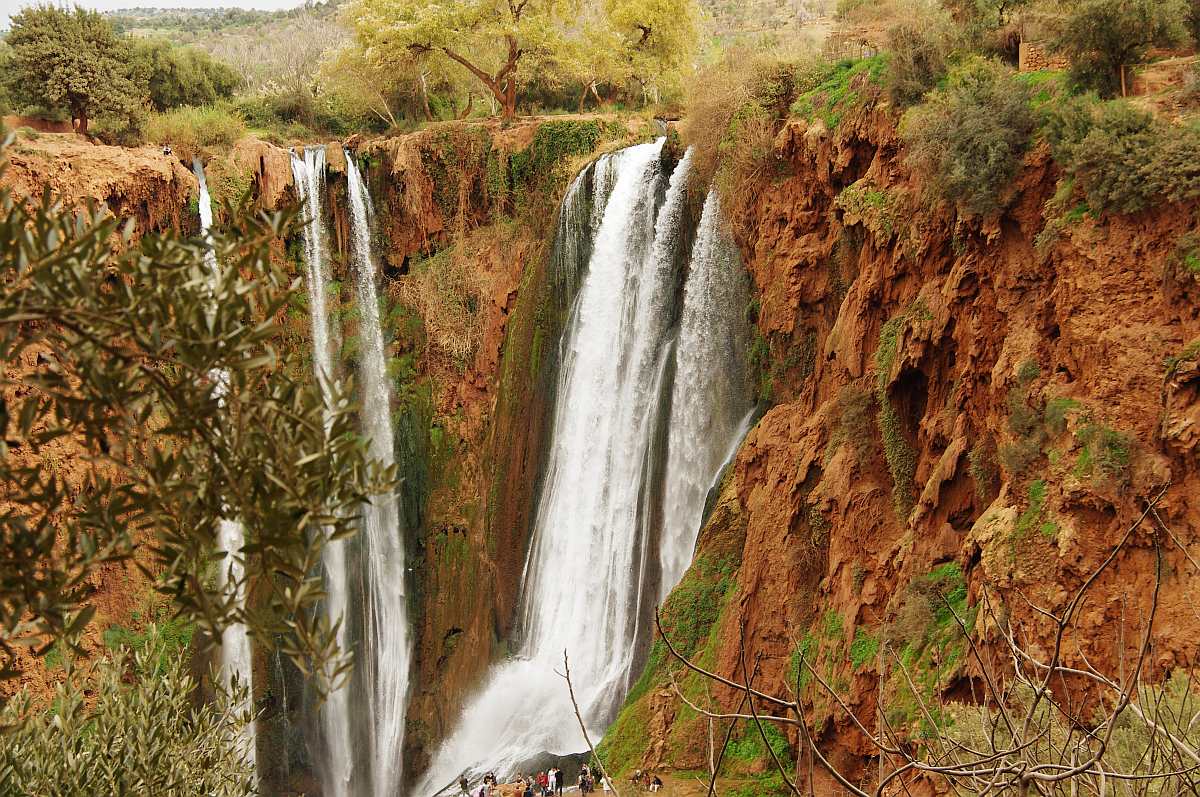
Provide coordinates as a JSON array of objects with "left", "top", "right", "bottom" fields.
[{"left": 0, "top": 1, "right": 310, "bottom": 29}]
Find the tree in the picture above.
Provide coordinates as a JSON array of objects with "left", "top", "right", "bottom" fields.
[
  {"left": 130, "top": 39, "right": 241, "bottom": 112},
  {"left": 0, "top": 629, "right": 253, "bottom": 795},
  {"left": 0, "top": 143, "right": 386, "bottom": 695},
  {"left": 1055, "top": 0, "right": 1189, "bottom": 98},
  {"left": 900, "top": 58, "right": 1035, "bottom": 217},
  {"left": 605, "top": 0, "right": 700, "bottom": 105},
  {"left": 4, "top": 6, "right": 144, "bottom": 135},
  {"left": 341, "top": 0, "right": 576, "bottom": 120}
]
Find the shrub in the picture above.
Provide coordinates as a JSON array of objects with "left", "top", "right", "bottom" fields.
[
  {"left": 900, "top": 59, "right": 1035, "bottom": 217},
  {"left": 1050, "top": 100, "right": 1200, "bottom": 215},
  {"left": 1054, "top": 0, "right": 1188, "bottom": 98},
  {"left": 968, "top": 436, "right": 1000, "bottom": 501},
  {"left": 144, "top": 104, "right": 246, "bottom": 161},
  {"left": 683, "top": 49, "right": 805, "bottom": 198},
  {"left": 886, "top": 22, "right": 951, "bottom": 107},
  {"left": 1075, "top": 423, "right": 1132, "bottom": 482},
  {"left": 0, "top": 629, "right": 253, "bottom": 795}
]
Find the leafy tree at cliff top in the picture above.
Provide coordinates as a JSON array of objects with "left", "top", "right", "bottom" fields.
[
  {"left": 1054, "top": 0, "right": 1189, "bottom": 98},
  {"left": 130, "top": 38, "right": 241, "bottom": 112},
  {"left": 3, "top": 6, "right": 144, "bottom": 135},
  {"left": 605, "top": 0, "right": 700, "bottom": 104},
  {"left": 342, "top": 0, "right": 577, "bottom": 120}
]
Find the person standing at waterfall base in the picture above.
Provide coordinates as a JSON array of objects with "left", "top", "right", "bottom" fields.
[{"left": 459, "top": 776, "right": 470, "bottom": 795}]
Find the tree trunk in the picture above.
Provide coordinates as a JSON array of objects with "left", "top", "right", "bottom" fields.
[
  {"left": 579, "top": 82, "right": 589, "bottom": 113},
  {"left": 1120, "top": 64, "right": 1128, "bottom": 97},
  {"left": 75, "top": 107, "right": 89, "bottom": 136},
  {"left": 419, "top": 72, "right": 434, "bottom": 122}
]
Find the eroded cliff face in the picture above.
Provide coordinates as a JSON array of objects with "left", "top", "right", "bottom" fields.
[{"left": 605, "top": 99, "right": 1200, "bottom": 791}]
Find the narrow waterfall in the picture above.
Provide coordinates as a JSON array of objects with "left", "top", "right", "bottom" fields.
[
  {"left": 659, "top": 190, "right": 756, "bottom": 595},
  {"left": 289, "top": 147, "right": 354, "bottom": 796},
  {"left": 344, "top": 153, "right": 412, "bottom": 797},
  {"left": 191, "top": 158, "right": 257, "bottom": 773},
  {"left": 420, "top": 139, "right": 723, "bottom": 792}
]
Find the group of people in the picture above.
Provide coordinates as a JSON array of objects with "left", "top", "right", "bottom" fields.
[
  {"left": 630, "top": 770, "right": 665, "bottom": 792},
  {"left": 457, "top": 764, "right": 665, "bottom": 795}
]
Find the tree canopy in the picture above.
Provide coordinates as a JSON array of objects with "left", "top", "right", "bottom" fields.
[
  {"left": 1055, "top": 0, "right": 1189, "bottom": 97},
  {"left": 131, "top": 39, "right": 241, "bottom": 112},
  {"left": 4, "top": 6, "right": 144, "bottom": 134},
  {"left": 339, "top": 0, "right": 699, "bottom": 118}
]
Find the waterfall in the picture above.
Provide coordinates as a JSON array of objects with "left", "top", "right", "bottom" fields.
[
  {"left": 345, "top": 152, "right": 412, "bottom": 797},
  {"left": 192, "top": 158, "right": 257, "bottom": 774},
  {"left": 659, "top": 190, "right": 756, "bottom": 596},
  {"left": 420, "top": 139, "right": 728, "bottom": 792},
  {"left": 289, "top": 146, "right": 355, "bottom": 796}
]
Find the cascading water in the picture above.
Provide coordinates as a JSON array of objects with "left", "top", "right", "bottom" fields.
[
  {"left": 418, "top": 140, "right": 755, "bottom": 794},
  {"left": 659, "top": 190, "right": 756, "bottom": 595},
  {"left": 192, "top": 158, "right": 257, "bottom": 774},
  {"left": 345, "top": 152, "right": 412, "bottom": 797},
  {"left": 289, "top": 146, "right": 354, "bottom": 796}
]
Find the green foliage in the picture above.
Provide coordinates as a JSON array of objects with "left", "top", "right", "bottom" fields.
[
  {"left": 1044, "top": 396, "right": 1082, "bottom": 435},
  {"left": 849, "top": 628, "right": 880, "bottom": 669},
  {"left": 1054, "top": 0, "right": 1188, "bottom": 98},
  {"left": 835, "top": 178, "right": 900, "bottom": 241},
  {"left": 1049, "top": 100, "right": 1200, "bottom": 215},
  {"left": 788, "top": 631, "right": 819, "bottom": 689},
  {"left": 4, "top": 6, "right": 145, "bottom": 136},
  {"left": 725, "top": 722, "right": 792, "bottom": 771},
  {"left": 822, "top": 608, "right": 845, "bottom": 640},
  {"left": 0, "top": 632, "right": 253, "bottom": 795},
  {"left": 101, "top": 607, "right": 194, "bottom": 676},
  {"left": 968, "top": 436, "right": 1001, "bottom": 501},
  {"left": 790, "top": 55, "right": 887, "bottom": 129},
  {"left": 1075, "top": 422, "right": 1132, "bottom": 482},
  {"left": 900, "top": 59, "right": 1036, "bottom": 217},
  {"left": 144, "top": 105, "right": 247, "bottom": 161},
  {"left": 0, "top": 143, "right": 386, "bottom": 692},
  {"left": 886, "top": 562, "right": 973, "bottom": 736},
  {"left": 875, "top": 308, "right": 925, "bottom": 519},
  {"left": 885, "top": 22, "right": 950, "bottom": 107},
  {"left": 1014, "top": 479, "right": 1057, "bottom": 543},
  {"left": 130, "top": 38, "right": 240, "bottom": 112}
]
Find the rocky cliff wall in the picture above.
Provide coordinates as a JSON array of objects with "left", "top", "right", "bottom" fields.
[{"left": 602, "top": 94, "right": 1200, "bottom": 793}]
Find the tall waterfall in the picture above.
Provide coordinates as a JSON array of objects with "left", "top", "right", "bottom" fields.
[
  {"left": 659, "top": 190, "right": 756, "bottom": 595},
  {"left": 345, "top": 153, "right": 412, "bottom": 797},
  {"left": 419, "top": 140, "right": 756, "bottom": 793},
  {"left": 289, "top": 147, "right": 354, "bottom": 796},
  {"left": 192, "top": 158, "right": 257, "bottom": 774}
]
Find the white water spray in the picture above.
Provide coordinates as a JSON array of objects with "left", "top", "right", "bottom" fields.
[
  {"left": 345, "top": 152, "right": 412, "bottom": 797},
  {"left": 192, "top": 158, "right": 257, "bottom": 775},
  {"left": 290, "top": 146, "right": 354, "bottom": 796},
  {"left": 420, "top": 140, "right": 712, "bottom": 792},
  {"left": 659, "top": 190, "right": 756, "bottom": 595}
]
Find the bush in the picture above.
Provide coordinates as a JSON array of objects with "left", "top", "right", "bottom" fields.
[
  {"left": 1050, "top": 100, "right": 1200, "bottom": 214},
  {"left": 900, "top": 59, "right": 1035, "bottom": 217},
  {"left": 683, "top": 49, "right": 805, "bottom": 190},
  {"left": 131, "top": 38, "right": 241, "bottom": 112},
  {"left": 1055, "top": 0, "right": 1188, "bottom": 98},
  {"left": 0, "top": 629, "right": 253, "bottom": 795},
  {"left": 144, "top": 105, "right": 246, "bottom": 161},
  {"left": 886, "top": 22, "right": 951, "bottom": 107}
]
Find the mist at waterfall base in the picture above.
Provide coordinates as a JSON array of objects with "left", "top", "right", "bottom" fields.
[
  {"left": 191, "top": 158, "right": 257, "bottom": 775},
  {"left": 418, "top": 141, "right": 755, "bottom": 793}
]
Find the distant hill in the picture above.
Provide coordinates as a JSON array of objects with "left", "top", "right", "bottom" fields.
[{"left": 104, "top": 3, "right": 338, "bottom": 42}]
